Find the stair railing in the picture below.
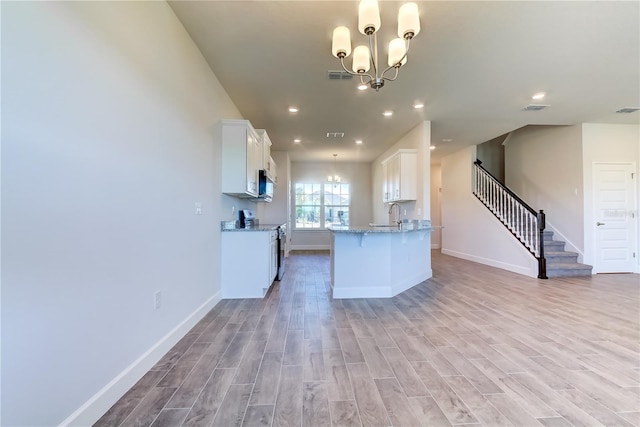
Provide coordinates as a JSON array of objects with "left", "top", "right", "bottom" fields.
[{"left": 472, "top": 160, "right": 547, "bottom": 279}]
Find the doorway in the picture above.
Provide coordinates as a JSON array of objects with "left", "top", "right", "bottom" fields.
[{"left": 593, "top": 163, "right": 637, "bottom": 273}]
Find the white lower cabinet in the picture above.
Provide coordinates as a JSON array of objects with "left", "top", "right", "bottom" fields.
[{"left": 222, "top": 230, "right": 278, "bottom": 298}]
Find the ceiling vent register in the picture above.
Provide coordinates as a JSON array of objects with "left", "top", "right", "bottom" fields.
[
  {"left": 328, "top": 70, "right": 354, "bottom": 80},
  {"left": 616, "top": 107, "right": 639, "bottom": 113},
  {"left": 522, "top": 104, "right": 550, "bottom": 111}
]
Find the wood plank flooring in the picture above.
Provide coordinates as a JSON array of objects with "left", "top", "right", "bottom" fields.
[{"left": 95, "top": 251, "right": 640, "bottom": 426}]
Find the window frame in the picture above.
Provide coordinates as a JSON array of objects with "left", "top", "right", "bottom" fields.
[{"left": 294, "top": 181, "right": 351, "bottom": 230}]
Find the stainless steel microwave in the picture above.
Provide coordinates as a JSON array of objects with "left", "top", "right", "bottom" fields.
[{"left": 258, "top": 170, "right": 274, "bottom": 202}]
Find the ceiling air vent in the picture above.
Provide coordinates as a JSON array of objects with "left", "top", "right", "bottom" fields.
[
  {"left": 327, "top": 70, "right": 353, "bottom": 80},
  {"left": 616, "top": 107, "right": 640, "bottom": 113},
  {"left": 326, "top": 132, "right": 345, "bottom": 138},
  {"left": 522, "top": 104, "right": 550, "bottom": 111}
]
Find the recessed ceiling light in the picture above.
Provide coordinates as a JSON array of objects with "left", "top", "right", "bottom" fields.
[
  {"left": 413, "top": 103, "right": 424, "bottom": 109},
  {"left": 355, "top": 140, "right": 363, "bottom": 145},
  {"left": 293, "top": 139, "right": 301, "bottom": 143},
  {"left": 532, "top": 92, "right": 546, "bottom": 100},
  {"left": 382, "top": 111, "right": 393, "bottom": 117},
  {"left": 442, "top": 138, "right": 453, "bottom": 142},
  {"left": 357, "top": 84, "right": 368, "bottom": 91},
  {"left": 430, "top": 145, "right": 436, "bottom": 150},
  {"left": 288, "top": 106, "right": 299, "bottom": 113}
]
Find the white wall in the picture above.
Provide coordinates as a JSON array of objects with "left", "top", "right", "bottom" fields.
[
  {"left": 372, "top": 122, "right": 431, "bottom": 224},
  {"left": 290, "top": 161, "right": 372, "bottom": 250},
  {"left": 504, "top": 125, "right": 585, "bottom": 255},
  {"left": 441, "top": 146, "right": 538, "bottom": 277},
  {"left": 582, "top": 123, "right": 640, "bottom": 272},
  {"left": 1, "top": 2, "right": 250, "bottom": 425}
]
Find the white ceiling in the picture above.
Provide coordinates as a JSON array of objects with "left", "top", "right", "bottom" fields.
[{"left": 169, "top": 1, "right": 639, "bottom": 164}]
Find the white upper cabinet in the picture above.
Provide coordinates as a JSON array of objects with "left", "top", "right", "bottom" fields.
[
  {"left": 381, "top": 149, "right": 417, "bottom": 202},
  {"left": 256, "top": 129, "right": 277, "bottom": 181},
  {"left": 221, "top": 119, "right": 261, "bottom": 198},
  {"left": 269, "top": 156, "right": 278, "bottom": 184}
]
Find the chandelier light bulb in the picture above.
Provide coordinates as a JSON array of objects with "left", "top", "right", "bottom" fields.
[
  {"left": 358, "top": 0, "right": 381, "bottom": 35},
  {"left": 332, "top": 26, "right": 352, "bottom": 58},
  {"left": 398, "top": 2, "right": 420, "bottom": 39},
  {"left": 352, "top": 46, "right": 371, "bottom": 73},
  {"left": 388, "top": 38, "right": 407, "bottom": 67}
]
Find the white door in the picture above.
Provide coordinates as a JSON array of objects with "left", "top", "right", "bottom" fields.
[{"left": 594, "top": 163, "right": 637, "bottom": 273}]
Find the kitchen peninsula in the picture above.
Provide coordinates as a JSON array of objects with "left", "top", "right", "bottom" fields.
[{"left": 329, "top": 221, "right": 435, "bottom": 298}]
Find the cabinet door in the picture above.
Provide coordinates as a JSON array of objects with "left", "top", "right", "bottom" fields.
[
  {"left": 398, "top": 151, "right": 417, "bottom": 201},
  {"left": 382, "top": 162, "right": 389, "bottom": 202},
  {"left": 246, "top": 128, "right": 259, "bottom": 196},
  {"left": 389, "top": 154, "right": 401, "bottom": 201},
  {"left": 270, "top": 238, "right": 278, "bottom": 282},
  {"left": 270, "top": 157, "right": 278, "bottom": 184},
  {"left": 263, "top": 134, "right": 271, "bottom": 172}
]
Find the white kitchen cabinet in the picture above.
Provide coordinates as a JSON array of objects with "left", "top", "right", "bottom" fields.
[
  {"left": 269, "top": 156, "right": 278, "bottom": 184},
  {"left": 221, "top": 229, "right": 278, "bottom": 298},
  {"left": 381, "top": 149, "right": 417, "bottom": 202},
  {"left": 221, "top": 119, "right": 261, "bottom": 198},
  {"left": 270, "top": 234, "right": 278, "bottom": 281},
  {"left": 256, "top": 129, "right": 277, "bottom": 181}
]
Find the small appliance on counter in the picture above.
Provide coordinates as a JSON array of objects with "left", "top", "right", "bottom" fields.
[{"left": 239, "top": 209, "right": 256, "bottom": 228}]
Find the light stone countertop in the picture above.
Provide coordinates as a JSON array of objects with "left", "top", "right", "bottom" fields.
[
  {"left": 328, "top": 223, "right": 439, "bottom": 234},
  {"left": 221, "top": 223, "right": 284, "bottom": 232}
]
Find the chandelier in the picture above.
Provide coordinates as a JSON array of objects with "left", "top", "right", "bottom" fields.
[
  {"left": 331, "top": 0, "right": 420, "bottom": 92},
  {"left": 328, "top": 154, "right": 341, "bottom": 183}
]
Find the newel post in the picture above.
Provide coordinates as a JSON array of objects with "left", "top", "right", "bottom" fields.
[{"left": 537, "top": 210, "right": 548, "bottom": 279}]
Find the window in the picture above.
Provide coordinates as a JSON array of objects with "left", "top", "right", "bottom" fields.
[
  {"left": 324, "top": 183, "right": 350, "bottom": 228},
  {"left": 295, "top": 182, "right": 350, "bottom": 229}
]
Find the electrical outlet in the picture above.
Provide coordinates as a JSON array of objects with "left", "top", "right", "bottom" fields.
[
  {"left": 154, "top": 291, "right": 162, "bottom": 310},
  {"left": 195, "top": 202, "right": 202, "bottom": 215}
]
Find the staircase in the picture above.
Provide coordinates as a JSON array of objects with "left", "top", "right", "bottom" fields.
[
  {"left": 473, "top": 159, "right": 594, "bottom": 279},
  {"left": 543, "top": 230, "right": 593, "bottom": 278}
]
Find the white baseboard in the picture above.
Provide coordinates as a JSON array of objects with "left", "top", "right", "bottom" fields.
[
  {"left": 333, "top": 285, "right": 394, "bottom": 299},
  {"left": 291, "top": 244, "right": 330, "bottom": 251},
  {"left": 391, "top": 269, "right": 432, "bottom": 295},
  {"left": 332, "top": 270, "right": 432, "bottom": 299},
  {"left": 441, "top": 248, "right": 537, "bottom": 278},
  {"left": 60, "top": 291, "right": 221, "bottom": 427}
]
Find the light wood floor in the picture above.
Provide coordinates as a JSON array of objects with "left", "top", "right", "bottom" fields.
[{"left": 95, "top": 251, "right": 640, "bottom": 427}]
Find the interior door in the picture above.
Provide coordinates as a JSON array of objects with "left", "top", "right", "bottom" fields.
[{"left": 594, "top": 163, "right": 637, "bottom": 273}]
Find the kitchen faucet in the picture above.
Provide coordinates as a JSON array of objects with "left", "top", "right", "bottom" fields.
[{"left": 388, "top": 202, "right": 402, "bottom": 228}]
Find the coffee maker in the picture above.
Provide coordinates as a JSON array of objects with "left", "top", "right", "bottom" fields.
[{"left": 239, "top": 209, "right": 256, "bottom": 228}]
